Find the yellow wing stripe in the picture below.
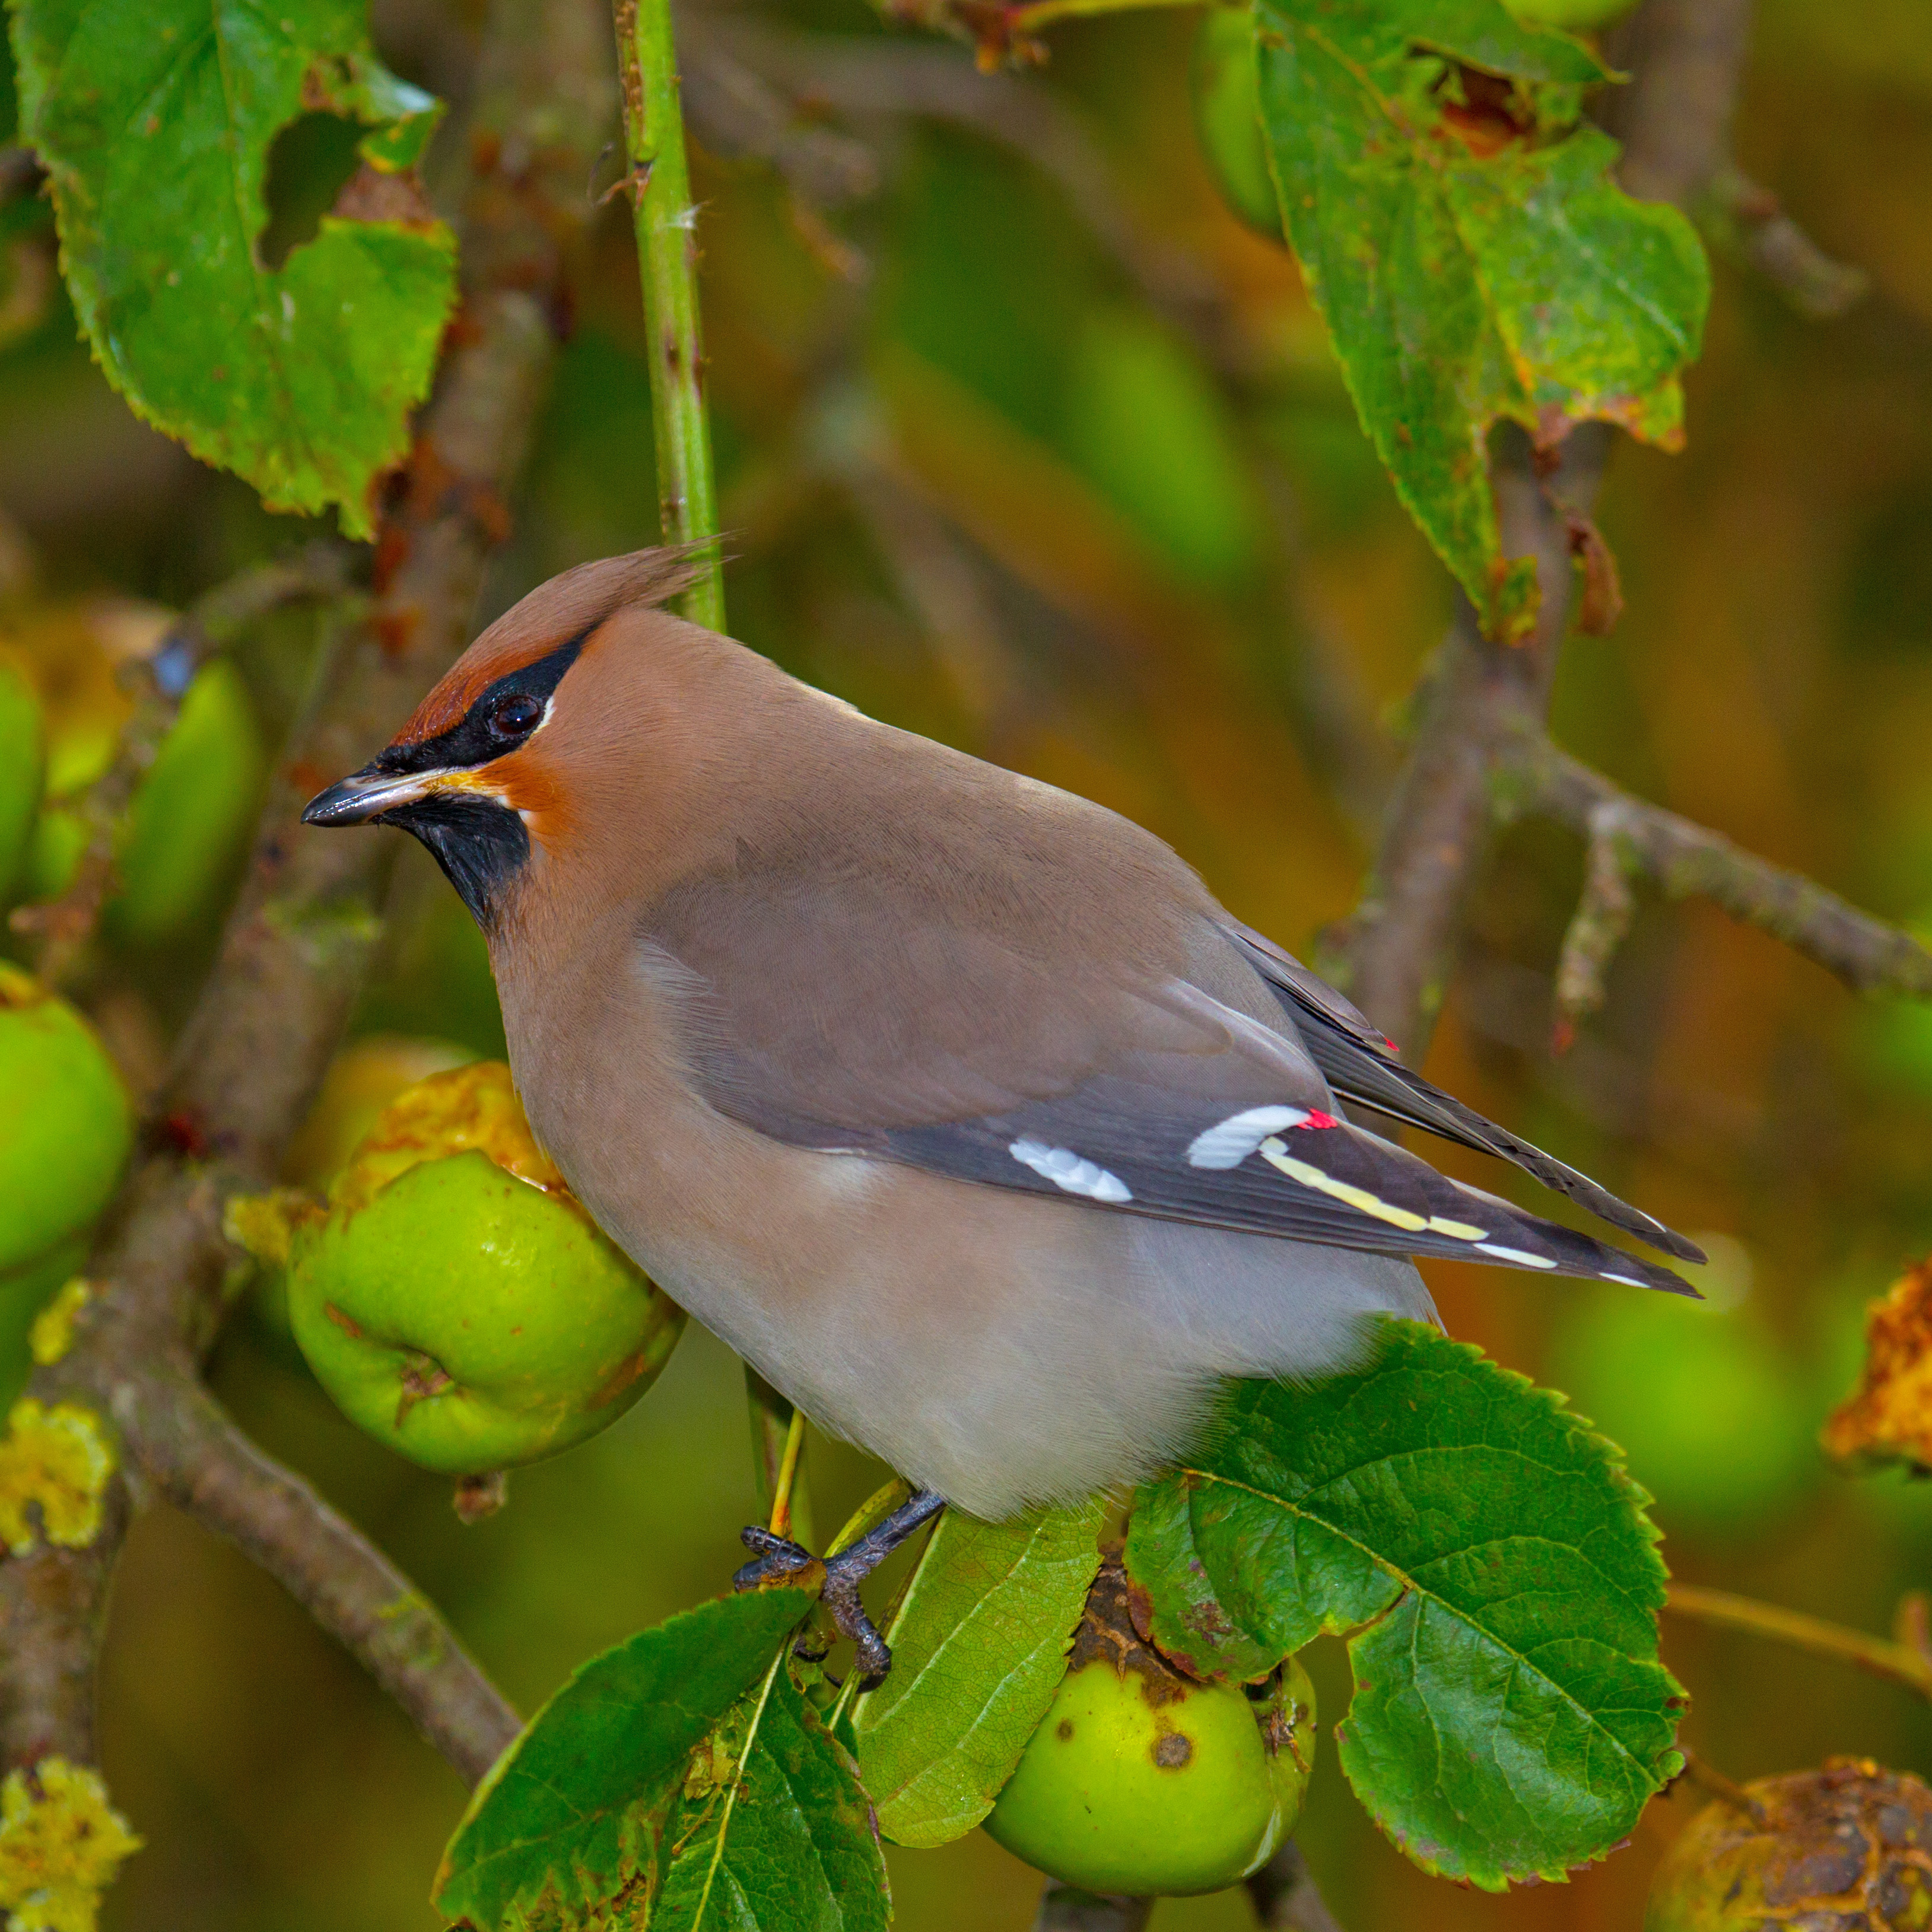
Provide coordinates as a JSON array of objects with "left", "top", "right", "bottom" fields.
[{"left": 1257, "top": 1137, "right": 1431, "bottom": 1232}]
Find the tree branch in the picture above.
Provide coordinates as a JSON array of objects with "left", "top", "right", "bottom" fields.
[
  {"left": 127, "top": 1364, "right": 520, "bottom": 1782},
  {"left": 1247, "top": 1842, "right": 1346, "bottom": 1932},
  {"left": 1505, "top": 731, "right": 1932, "bottom": 1001},
  {"left": 1333, "top": 423, "right": 1610, "bottom": 1053},
  {"left": 1032, "top": 1885, "right": 1152, "bottom": 1932},
  {"left": 1550, "top": 795, "right": 1641, "bottom": 1047},
  {"left": 1336, "top": 0, "right": 1759, "bottom": 1058},
  {"left": 0, "top": 0, "right": 614, "bottom": 1783}
]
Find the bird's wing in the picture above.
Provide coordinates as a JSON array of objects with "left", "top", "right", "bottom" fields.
[
  {"left": 1219, "top": 920, "right": 1708, "bottom": 1264},
  {"left": 640, "top": 856, "right": 1693, "bottom": 1295}
]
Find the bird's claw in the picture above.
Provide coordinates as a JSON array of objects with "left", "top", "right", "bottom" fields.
[
  {"left": 732, "top": 1525, "right": 823, "bottom": 1591},
  {"left": 731, "top": 1525, "right": 895, "bottom": 1688}
]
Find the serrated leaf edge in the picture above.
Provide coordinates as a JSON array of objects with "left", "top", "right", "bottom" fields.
[{"left": 1168, "top": 1331, "right": 1685, "bottom": 1887}]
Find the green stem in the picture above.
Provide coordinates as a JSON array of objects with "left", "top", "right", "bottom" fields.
[
  {"left": 1005, "top": 0, "right": 1189, "bottom": 35},
  {"left": 746, "top": 1367, "right": 814, "bottom": 1554},
  {"left": 612, "top": 0, "right": 724, "bottom": 630},
  {"left": 1665, "top": 1583, "right": 1932, "bottom": 1700},
  {"left": 767, "top": 1408, "right": 808, "bottom": 1540}
]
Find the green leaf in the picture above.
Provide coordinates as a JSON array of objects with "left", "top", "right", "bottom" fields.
[
  {"left": 434, "top": 1590, "right": 812, "bottom": 1931},
  {"left": 1253, "top": 0, "right": 1709, "bottom": 637},
  {"left": 851, "top": 1499, "right": 1105, "bottom": 1848},
  {"left": 1124, "top": 1320, "right": 1685, "bottom": 1889},
  {"left": 7, "top": 0, "right": 459, "bottom": 537},
  {"left": 654, "top": 1658, "right": 889, "bottom": 1932}
]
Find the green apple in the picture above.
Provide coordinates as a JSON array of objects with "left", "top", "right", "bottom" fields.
[
  {"left": 985, "top": 1640, "right": 1314, "bottom": 1895},
  {"left": 107, "top": 659, "right": 266, "bottom": 945},
  {"left": 250, "top": 1034, "right": 479, "bottom": 1346},
  {"left": 0, "top": 964, "right": 133, "bottom": 1275},
  {"left": 282, "top": 1035, "right": 479, "bottom": 1190},
  {"left": 281, "top": 1062, "right": 684, "bottom": 1475},
  {"left": 2, "top": 600, "right": 264, "bottom": 943},
  {"left": 0, "top": 659, "right": 42, "bottom": 900},
  {"left": 1646, "top": 1760, "right": 1932, "bottom": 1928},
  {"left": 1191, "top": 8, "right": 1281, "bottom": 240}
]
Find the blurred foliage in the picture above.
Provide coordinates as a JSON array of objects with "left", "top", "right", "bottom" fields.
[{"left": 0, "top": 0, "right": 1926, "bottom": 1921}]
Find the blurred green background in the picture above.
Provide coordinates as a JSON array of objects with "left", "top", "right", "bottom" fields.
[{"left": 4, "top": 0, "right": 1932, "bottom": 1923}]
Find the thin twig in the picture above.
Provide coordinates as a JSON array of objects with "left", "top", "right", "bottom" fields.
[
  {"left": 767, "top": 1407, "right": 808, "bottom": 1541},
  {"left": 613, "top": 0, "right": 724, "bottom": 627},
  {"left": 0, "top": 0, "right": 612, "bottom": 1782},
  {"left": 1664, "top": 1583, "right": 1932, "bottom": 1701},
  {"left": 1551, "top": 797, "right": 1641, "bottom": 1049},
  {"left": 745, "top": 1367, "right": 815, "bottom": 1564},
  {"left": 1894, "top": 1590, "right": 1932, "bottom": 1666},
  {"left": 1246, "top": 1841, "right": 1346, "bottom": 1932},
  {"left": 676, "top": 28, "right": 878, "bottom": 208},
  {"left": 1505, "top": 731, "right": 1932, "bottom": 1001},
  {"left": 622, "top": 1, "right": 832, "bottom": 1574},
  {"left": 688, "top": 24, "right": 1234, "bottom": 374},
  {"left": 1702, "top": 165, "right": 1869, "bottom": 321},
  {"left": 1679, "top": 1748, "right": 1769, "bottom": 1827}
]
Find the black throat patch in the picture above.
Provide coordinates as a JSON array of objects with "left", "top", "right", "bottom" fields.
[{"left": 382, "top": 792, "right": 529, "bottom": 931}]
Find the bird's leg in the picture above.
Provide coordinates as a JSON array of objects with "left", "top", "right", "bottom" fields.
[{"left": 733, "top": 1488, "right": 946, "bottom": 1687}]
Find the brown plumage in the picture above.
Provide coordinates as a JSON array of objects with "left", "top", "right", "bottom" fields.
[{"left": 304, "top": 551, "right": 1698, "bottom": 1620}]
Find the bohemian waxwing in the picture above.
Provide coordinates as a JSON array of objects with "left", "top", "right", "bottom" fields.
[{"left": 304, "top": 549, "right": 1702, "bottom": 1679}]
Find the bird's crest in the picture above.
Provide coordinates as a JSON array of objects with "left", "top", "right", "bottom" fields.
[{"left": 398, "top": 545, "right": 708, "bottom": 744}]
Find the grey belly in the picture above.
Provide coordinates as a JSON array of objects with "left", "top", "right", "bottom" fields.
[{"left": 581, "top": 1132, "right": 1438, "bottom": 1521}]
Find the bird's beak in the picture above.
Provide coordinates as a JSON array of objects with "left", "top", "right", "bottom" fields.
[{"left": 301, "top": 762, "right": 444, "bottom": 827}]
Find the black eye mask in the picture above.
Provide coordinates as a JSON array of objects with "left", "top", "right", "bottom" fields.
[{"left": 379, "top": 631, "right": 587, "bottom": 776}]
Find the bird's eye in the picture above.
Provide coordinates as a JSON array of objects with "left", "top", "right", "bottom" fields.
[{"left": 488, "top": 693, "right": 544, "bottom": 739}]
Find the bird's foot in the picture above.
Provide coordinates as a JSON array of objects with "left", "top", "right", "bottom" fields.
[
  {"left": 730, "top": 1489, "right": 946, "bottom": 1689},
  {"left": 732, "top": 1525, "right": 893, "bottom": 1683}
]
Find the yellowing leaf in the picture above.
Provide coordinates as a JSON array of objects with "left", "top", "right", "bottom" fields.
[
  {"left": 1253, "top": 0, "right": 1709, "bottom": 637},
  {"left": 1822, "top": 1258, "right": 1932, "bottom": 1472}
]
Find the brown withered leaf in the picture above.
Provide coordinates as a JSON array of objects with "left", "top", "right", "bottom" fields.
[
  {"left": 1822, "top": 1260, "right": 1932, "bottom": 1471},
  {"left": 1648, "top": 1758, "right": 1932, "bottom": 1931}
]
